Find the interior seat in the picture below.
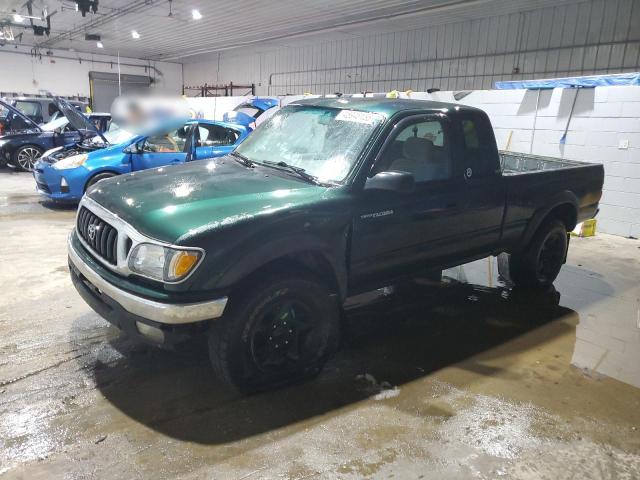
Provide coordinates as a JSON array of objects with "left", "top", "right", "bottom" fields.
[{"left": 390, "top": 136, "right": 448, "bottom": 182}]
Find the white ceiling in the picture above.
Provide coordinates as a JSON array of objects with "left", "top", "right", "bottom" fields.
[{"left": 0, "top": 0, "right": 586, "bottom": 62}]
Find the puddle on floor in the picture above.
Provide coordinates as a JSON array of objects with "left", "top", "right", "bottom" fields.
[{"left": 346, "top": 253, "right": 640, "bottom": 389}]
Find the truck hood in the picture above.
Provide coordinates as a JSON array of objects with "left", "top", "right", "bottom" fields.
[{"left": 87, "top": 158, "right": 329, "bottom": 243}]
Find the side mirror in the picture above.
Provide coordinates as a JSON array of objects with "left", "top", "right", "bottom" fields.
[
  {"left": 364, "top": 170, "right": 414, "bottom": 193},
  {"left": 54, "top": 126, "right": 63, "bottom": 135}
]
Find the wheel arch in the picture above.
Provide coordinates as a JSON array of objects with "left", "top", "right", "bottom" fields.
[
  {"left": 520, "top": 192, "right": 578, "bottom": 250},
  {"left": 238, "top": 250, "right": 346, "bottom": 299},
  {"left": 83, "top": 169, "right": 120, "bottom": 192},
  {"left": 211, "top": 235, "right": 348, "bottom": 302}
]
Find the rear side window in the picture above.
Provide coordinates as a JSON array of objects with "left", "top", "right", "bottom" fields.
[
  {"left": 462, "top": 120, "right": 480, "bottom": 148},
  {"left": 48, "top": 102, "right": 59, "bottom": 117},
  {"left": 15, "top": 101, "right": 42, "bottom": 118},
  {"left": 198, "top": 124, "right": 239, "bottom": 146},
  {"left": 459, "top": 114, "right": 496, "bottom": 179}
]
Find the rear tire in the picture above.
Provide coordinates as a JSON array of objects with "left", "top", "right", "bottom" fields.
[
  {"left": 509, "top": 219, "right": 568, "bottom": 288},
  {"left": 85, "top": 172, "right": 116, "bottom": 191},
  {"left": 12, "top": 145, "right": 43, "bottom": 172},
  {"left": 208, "top": 270, "right": 341, "bottom": 393}
]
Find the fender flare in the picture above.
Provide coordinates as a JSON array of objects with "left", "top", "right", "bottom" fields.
[
  {"left": 519, "top": 190, "right": 578, "bottom": 249},
  {"left": 208, "top": 232, "right": 348, "bottom": 299}
]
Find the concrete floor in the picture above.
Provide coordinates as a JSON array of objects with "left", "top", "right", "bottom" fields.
[{"left": 1, "top": 168, "right": 639, "bottom": 479}]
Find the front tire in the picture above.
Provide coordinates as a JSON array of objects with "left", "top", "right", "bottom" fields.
[
  {"left": 208, "top": 270, "right": 341, "bottom": 393},
  {"left": 12, "top": 145, "right": 43, "bottom": 171},
  {"left": 510, "top": 219, "right": 568, "bottom": 288}
]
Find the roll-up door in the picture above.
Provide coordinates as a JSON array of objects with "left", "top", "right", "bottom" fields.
[{"left": 89, "top": 72, "right": 151, "bottom": 112}]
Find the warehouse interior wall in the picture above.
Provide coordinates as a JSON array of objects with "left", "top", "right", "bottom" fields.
[
  {"left": 183, "top": 0, "right": 640, "bottom": 96},
  {"left": 0, "top": 46, "right": 183, "bottom": 100}
]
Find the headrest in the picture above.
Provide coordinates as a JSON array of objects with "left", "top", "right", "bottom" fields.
[{"left": 403, "top": 136, "right": 434, "bottom": 161}]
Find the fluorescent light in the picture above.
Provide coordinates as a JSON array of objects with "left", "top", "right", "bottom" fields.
[
  {"left": 13, "top": 14, "right": 24, "bottom": 23},
  {"left": 192, "top": 9, "right": 202, "bottom": 20},
  {"left": 96, "top": 41, "right": 104, "bottom": 48},
  {"left": 131, "top": 30, "right": 140, "bottom": 39}
]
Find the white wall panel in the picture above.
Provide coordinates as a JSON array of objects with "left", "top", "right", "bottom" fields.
[
  {"left": 0, "top": 47, "right": 182, "bottom": 99},
  {"left": 185, "top": 0, "right": 640, "bottom": 96}
]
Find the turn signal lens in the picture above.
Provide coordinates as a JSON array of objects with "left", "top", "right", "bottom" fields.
[
  {"left": 168, "top": 250, "right": 200, "bottom": 280},
  {"left": 128, "top": 244, "right": 202, "bottom": 282}
]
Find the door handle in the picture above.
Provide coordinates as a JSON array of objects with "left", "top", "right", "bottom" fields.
[{"left": 412, "top": 203, "right": 457, "bottom": 220}]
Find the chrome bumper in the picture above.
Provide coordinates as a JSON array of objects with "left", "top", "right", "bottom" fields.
[{"left": 68, "top": 233, "right": 227, "bottom": 325}]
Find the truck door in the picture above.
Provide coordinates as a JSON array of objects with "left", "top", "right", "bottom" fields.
[
  {"left": 193, "top": 123, "right": 240, "bottom": 160},
  {"left": 350, "top": 114, "right": 465, "bottom": 287},
  {"left": 131, "top": 126, "right": 190, "bottom": 171},
  {"left": 456, "top": 113, "right": 506, "bottom": 255}
]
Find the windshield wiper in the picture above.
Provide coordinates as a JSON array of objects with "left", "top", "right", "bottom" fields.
[
  {"left": 230, "top": 151, "right": 254, "bottom": 167},
  {"left": 262, "top": 160, "right": 321, "bottom": 185}
]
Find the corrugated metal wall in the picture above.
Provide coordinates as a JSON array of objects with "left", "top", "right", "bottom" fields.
[{"left": 184, "top": 0, "right": 640, "bottom": 95}]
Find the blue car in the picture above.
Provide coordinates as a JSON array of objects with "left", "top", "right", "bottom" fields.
[
  {"left": 222, "top": 97, "right": 279, "bottom": 127},
  {"left": 34, "top": 114, "right": 251, "bottom": 203}
]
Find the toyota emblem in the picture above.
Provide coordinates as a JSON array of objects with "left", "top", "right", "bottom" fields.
[{"left": 88, "top": 223, "right": 97, "bottom": 241}]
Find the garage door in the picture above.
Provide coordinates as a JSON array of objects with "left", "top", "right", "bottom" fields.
[{"left": 89, "top": 71, "right": 151, "bottom": 113}]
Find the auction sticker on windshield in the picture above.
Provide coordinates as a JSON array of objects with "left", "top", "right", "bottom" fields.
[{"left": 335, "top": 110, "right": 380, "bottom": 125}]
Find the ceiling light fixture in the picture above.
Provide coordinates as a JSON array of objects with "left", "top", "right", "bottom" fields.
[
  {"left": 192, "top": 9, "right": 202, "bottom": 20},
  {"left": 131, "top": 30, "right": 140, "bottom": 39},
  {"left": 96, "top": 41, "right": 103, "bottom": 48},
  {"left": 13, "top": 14, "right": 24, "bottom": 23}
]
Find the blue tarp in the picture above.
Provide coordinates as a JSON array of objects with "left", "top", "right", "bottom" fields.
[{"left": 495, "top": 72, "right": 640, "bottom": 90}]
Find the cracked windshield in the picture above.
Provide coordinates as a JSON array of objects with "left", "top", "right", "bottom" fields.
[{"left": 235, "top": 106, "right": 383, "bottom": 183}]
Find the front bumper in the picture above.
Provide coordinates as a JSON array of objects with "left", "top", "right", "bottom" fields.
[
  {"left": 68, "top": 233, "right": 228, "bottom": 342},
  {"left": 33, "top": 163, "right": 85, "bottom": 202}
]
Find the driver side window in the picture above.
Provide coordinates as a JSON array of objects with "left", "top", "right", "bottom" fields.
[
  {"left": 374, "top": 118, "right": 451, "bottom": 183},
  {"left": 144, "top": 127, "right": 188, "bottom": 153}
]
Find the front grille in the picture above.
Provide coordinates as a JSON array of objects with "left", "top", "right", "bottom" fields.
[
  {"left": 77, "top": 207, "right": 118, "bottom": 265},
  {"left": 36, "top": 181, "right": 51, "bottom": 193}
]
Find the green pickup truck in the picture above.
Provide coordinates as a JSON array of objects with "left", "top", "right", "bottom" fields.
[{"left": 68, "top": 97, "right": 604, "bottom": 392}]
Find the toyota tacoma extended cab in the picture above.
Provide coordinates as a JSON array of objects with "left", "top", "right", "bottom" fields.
[{"left": 68, "top": 98, "right": 604, "bottom": 392}]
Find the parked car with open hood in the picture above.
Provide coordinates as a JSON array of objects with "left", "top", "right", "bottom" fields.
[
  {"left": 2, "top": 96, "right": 88, "bottom": 125},
  {"left": 0, "top": 98, "right": 110, "bottom": 171},
  {"left": 34, "top": 117, "right": 250, "bottom": 202}
]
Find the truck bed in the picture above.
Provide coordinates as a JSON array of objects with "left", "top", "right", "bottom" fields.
[
  {"left": 498, "top": 150, "right": 604, "bottom": 251},
  {"left": 499, "top": 151, "right": 594, "bottom": 174}
]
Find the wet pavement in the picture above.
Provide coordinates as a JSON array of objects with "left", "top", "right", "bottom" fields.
[{"left": 1, "top": 169, "right": 639, "bottom": 479}]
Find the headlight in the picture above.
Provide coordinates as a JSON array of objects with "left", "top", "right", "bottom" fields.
[
  {"left": 52, "top": 153, "right": 88, "bottom": 170},
  {"left": 0, "top": 139, "right": 8, "bottom": 147},
  {"left": 128, "top": 243, "right": 202, "bottom": 282}
]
